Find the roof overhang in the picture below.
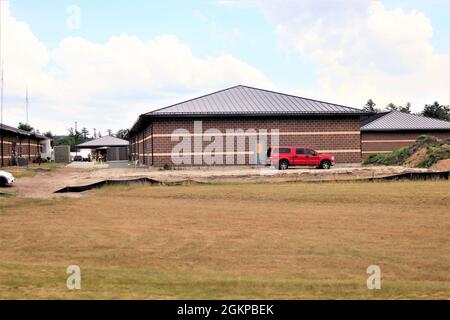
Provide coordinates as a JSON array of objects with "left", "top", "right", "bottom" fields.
[
  {"left": 0, "top": 128, "right": 46, "bottom": 140},
  {"left": 130, "top": 112, "right": 371, "bottom": 134},
  {"left": 76, "top": 144, "right": 129, "bottom": 149},
  {"left": 361, "top": 128, "right": 450, "bottom": 132}
]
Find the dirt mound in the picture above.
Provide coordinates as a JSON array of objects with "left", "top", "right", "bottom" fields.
[
  {"left": 404, "top": 147, "right": 428, "bottom": 167},
  {"left": 365, "top": 135, "right": 450, "bottom": 168},
  {"left": 431, "top": 158, "right": 450, "bottom": 171}
]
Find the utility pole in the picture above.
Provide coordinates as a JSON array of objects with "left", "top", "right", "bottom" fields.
[
  {"left": 0, "top": 1, "right": 3, "bottom": 128},
  {"left": 75, "top": 121, "right": 78, "bottom": 157},
  {"left": 0, "top": 68, "right": 3, "bottom": 126},
  {"left": 0, "top": 1, "right": 4, "bottom": 166},
  {"left": 25, "top": 88, "right": 29, "bottom": 124},
  {"left": 0, "top": 66, "right": 3, "bottom": 167}
]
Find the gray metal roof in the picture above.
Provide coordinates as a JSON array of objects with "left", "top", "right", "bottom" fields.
[
  {"left": 0, "top": 122, "right": 47, "bottom": 139},
  {"left": 361, "top": 111, "right": 450, "bottom": 131},
  {"left": 146, "top": 85, "right": 365, "bottom": 116},
  {"left": 77, "top": 136, "right": 129, "bottom": 148}
]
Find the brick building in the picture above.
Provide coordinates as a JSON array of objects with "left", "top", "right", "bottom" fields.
[
  {"left": 361, "top": 111, "right": 450, "bottom": 158},
  {"left": 0, "top": 123, "right": 47, "bottom": 167},
  {"left": 130, "top": 85, "right": 367, "bottom": 166}
]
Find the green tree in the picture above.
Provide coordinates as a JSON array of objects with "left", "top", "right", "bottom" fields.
[
  {"left": 67, "top": 127, "right": 86, "bottom": 146},
  {"left": 363, "top": 99, "right": 380, "bottom": 113},
  {"left": 18, "top": 122, "right": 34, "bottom": 132},
  {"left": 53, "top": 136, "right": 74, "bottom": 146},
  {"left": 43, "top": 131, "right": 54, "bottom": 139},
  {"left": 422, "top": 102, "right": 450, "bottom": 121},
  {"left": 398, "top": 102, "right": 412, "bottom": 114},
  {"left": 116, "top": 129, "right": 130, "bottom": 140},
  {"left": 81, "top": 127, "right": 90, "bottom": 139},
  {"left": 385, "top": 103, "right": 398, "bottom": 112}
]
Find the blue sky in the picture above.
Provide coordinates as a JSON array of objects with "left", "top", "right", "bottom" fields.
[
  {"left": 1, "top": 0, "right": 449, "bottom": 134},
  {"left": 9, "top": 0, "right": 316, "bottom": 93}
]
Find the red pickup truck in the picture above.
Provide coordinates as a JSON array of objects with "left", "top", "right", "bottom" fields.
[{"left": 268, "top": 146, "right": 335, "bottom": 170}]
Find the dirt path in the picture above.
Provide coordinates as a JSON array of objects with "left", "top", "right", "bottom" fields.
[{"left": 3, "top": 164, "right": 440, "bottom": 199}]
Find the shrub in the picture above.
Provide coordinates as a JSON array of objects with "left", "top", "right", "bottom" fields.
[
  {"left": 364, "top": 153, "right": 386, "bottom": 165},
  {"left": 364, "top": 145, "right": 412, "bottom": 166},
  {"left": 417, "top": 145, "right": 450, "bottom": 168}
]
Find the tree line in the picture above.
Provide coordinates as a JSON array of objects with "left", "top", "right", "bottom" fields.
[
  {"left": 362, "top": 100, "right": 450, "bottom": 121},
  {"left": 16, "top": 123, "right": 130, "bottom": 149}
]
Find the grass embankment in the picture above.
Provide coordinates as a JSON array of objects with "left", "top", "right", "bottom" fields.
[
  {"left": 0, "top": 181, "right": 449, "bottom": 299},
  {"left": 364, "top": 135, "right": 450, "bottom": 168}
]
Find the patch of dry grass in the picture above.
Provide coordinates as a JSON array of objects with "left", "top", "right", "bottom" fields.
[
  {"left": 0, "top": 180, "right": 449, "bottom": 299},
  {"left": 3, "top": 163, "right": 63, "bottom": 178}
]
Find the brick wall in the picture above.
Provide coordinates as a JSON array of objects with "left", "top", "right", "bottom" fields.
[
  {"left": 130, "top": 123, "right": 153, "bottom": 165},
  {"left": 361, "top": 130, "right": 450, "bottom": 158},
  {"left": 131, "top": 116, "right": 362, "bottom": 166},
  {"left": 1, "top": 136, "right": 13, "bottom": 166},
  {"left": 0, "top": 133, "right": 41, "bottom": 166}
]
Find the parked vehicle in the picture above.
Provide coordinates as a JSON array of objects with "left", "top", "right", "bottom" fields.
[
  {"left": 0, "top": 171, "right": 15, "bottom": 187},
  {"left": 268, "top": 146, "right": 335, "bottom": 170},
  {"left": 73, "top": 155, "right": 83, "bottom": 162}
]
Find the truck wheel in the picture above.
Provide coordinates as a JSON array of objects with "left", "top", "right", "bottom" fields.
[
  {"left": 0, "top": 177, "right": 7, "bottom": 187},
  {"left": 279, "top": 160, "right": 289, "bottom": 170},
  {"left": 320, "top": 160, "right": 331, "bottom": 170}
]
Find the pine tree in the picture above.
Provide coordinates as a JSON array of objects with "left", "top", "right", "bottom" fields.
[
  {"left": 363, "top": 99, "right": 378, "bottom": 112},
  {"left": 422, "top": 102, "right": 450, "bottom": 120},
  {"left": 81, "top": 127, "right": 90, "bottom": 139},
  {"left": 385, "top": 103, "right": 398, "bottom": 111},
  {"left": 398, "top": 102, "right": 412, "bottom": 114}
]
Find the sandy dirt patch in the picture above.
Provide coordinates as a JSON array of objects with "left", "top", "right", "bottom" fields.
[
  {"left": 2, "top": 164, "right": 440, "bottom": 199},
  {"left": 431, "top": 158, "right": 450, "bottom": 171}
]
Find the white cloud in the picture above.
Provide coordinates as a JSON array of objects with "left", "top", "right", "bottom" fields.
[
  {"left": 0, "top": 1, "right": 272, "bottom": 134},
  {"left": 193, "top": 10, "right": 247, "bottom": 47},
  {"left": 260, "top": 0, "right": 449, "bottom": 111}
]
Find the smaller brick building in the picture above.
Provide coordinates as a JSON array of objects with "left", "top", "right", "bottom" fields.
[
  {"left": 361, "top": 111, "right": 450, "bottom": 158},
  {"left": 0, "top": 123, "right": 47, "bottom": 167}
]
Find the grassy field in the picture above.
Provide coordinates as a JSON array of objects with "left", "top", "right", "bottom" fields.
[{"left": 0, "top": 180, "right": 449, "bottom": 299}]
